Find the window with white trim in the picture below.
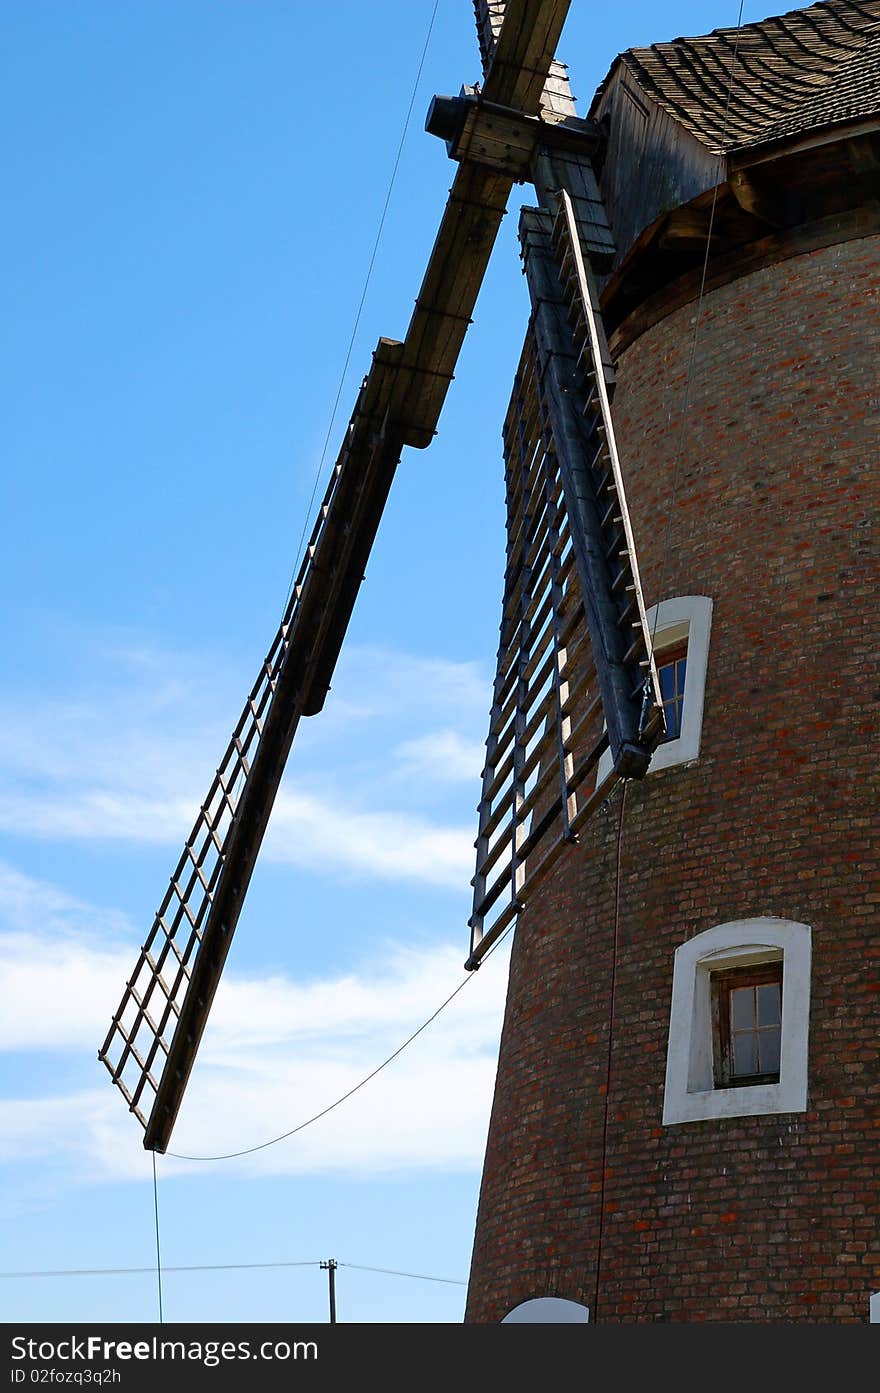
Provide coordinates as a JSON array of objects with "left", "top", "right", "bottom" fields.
[
  {"left": 711, "top": 959, "right": 783, "bottom": 1088},
  {"left": 596, "top": 594, "right": 713, "bottom": 783},
  {"left": 662, "top": 918, "right": 811, "bottom": 1126}
]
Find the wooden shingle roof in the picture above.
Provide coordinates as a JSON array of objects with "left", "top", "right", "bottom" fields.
[{"left": 591, "top": 0, "right": 880, "bottom": 154}]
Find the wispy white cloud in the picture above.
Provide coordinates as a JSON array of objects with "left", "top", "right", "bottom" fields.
[
  {"left": 0, "top": 791, "right": 196, "bottom": 846},
  {"left": 0, "top": 864, "right": 509, "bottom": 1188},
  {"left": 0, "top": 861, "right": 130, "bottom": 941},
  {"left": 267, "top": 791, "right": 473, "bottom": 888},
  {"left": 0, "top": 638, "right": 489, "bottom": 889},
  {"left": 323, "top": 646, "right": 489, "bottom": 727},
  {"left": 0, "top": 789, "right": 474, "bottom": 888},
  {"left": 0, "top": 931, "right": 135, "bottom": 1052},
  {"left": 393, "top": 729, "right": 485, "bottom": 785}
]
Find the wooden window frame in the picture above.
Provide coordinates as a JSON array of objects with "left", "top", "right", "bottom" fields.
[
  {"left": 656, "top": 638, "right": 688, "bottom": 744},
  {"left": 710, "top": 961, "right": 783, "bottom": 1089}
]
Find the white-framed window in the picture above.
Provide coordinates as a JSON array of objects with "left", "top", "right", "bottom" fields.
[
  {"left": 870, "top": 1292, "right": 880, "bottom": 1324},
  {"left": 596, "top": 594, "right": 713, "bottom": 782},
  {"left": 662, "top": 918, "right": 811, "bottom": 1126}
]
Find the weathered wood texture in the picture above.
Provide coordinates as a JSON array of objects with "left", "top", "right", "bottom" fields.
[
  {"left": 395, "top": 0, "right": 580, "bottom": 446},
  {"left": 590, "top": 0, "right": 880, "bottom": 275},
  {"left": 602, "top": 130, "right": 880, "bottom": 354},
  {"left": 592, "top": 0, "right": 880, "bottom": 156},
  {"left": 469, "top": 331, "right": 613, "bottom": 964},
  {"left": 592, "top": 76, "right": 720, "bottom": 278},
  {"left": 474, "top": 0, "right": 576, "bottom": 120}
]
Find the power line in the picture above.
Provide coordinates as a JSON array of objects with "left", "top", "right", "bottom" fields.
[
  {"left": 0, "top": 1259, "right": 465, "bottom": 1286},
  {"left": 339, "top": 1262, "right": 466, "bottom": 1288},
  {"left": 0, "top": 1261, "right": 321, "bottom": 1279},
  {"left": 592, "top": 778, "right": 628, "bottom": 1322},
  {"left": 593, "top": 0, "right": 748, "bottom": 1328},
  {"left": 151, "top": 1150, "right": 164, "bottom": 1325},
  {"left": 285, "top": 0, "right": 442, "bottom": 605},
  {"left": 651, "top": 0, "right": 746, "bottom": 640}
]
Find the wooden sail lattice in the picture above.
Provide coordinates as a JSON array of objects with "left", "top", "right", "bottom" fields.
[
  {"left": 468, "top": 338, "right": 608, "bottom": 958},
  {"left": 98, "top": 349, "right": 405, "bottom": 1141},
  {"left": 98, "top": 0, "right": 582, "bottom": 1153},
  {"left": 467, "top": 190, "right": 663, "bottom": 966}
]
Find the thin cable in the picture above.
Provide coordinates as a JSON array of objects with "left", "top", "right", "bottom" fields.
[
  {"left": 0, "top": 1261, "right": 321, "bottom": 1279},
  {"left": 339, "top": 1262, "right": 465, "bottom": 1287},
  {"left": 167, "top": 973, "right": 472, "bottom": 1162},
  {"left": 151, "top": 1151, "right": 164, "bottom": 1325},
  {"left": 166, "top": 917, "right": 516, "bottom": 1163},
  {"left": 591, "top": 7, "right": 745, "bottom": 1323},
  {"left": 1, "top": 1258, "right": 466, "bottom": 1286},
  {"left": 285, "top": 0, "right": 442, "bottom": 604},
  {"left": 651, "top": 0, "right": 746, "bottom": 640},
  {"left": 592, "top": 778, "right": 627, "bottom": 1324}
]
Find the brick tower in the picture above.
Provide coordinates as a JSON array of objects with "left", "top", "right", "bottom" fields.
[{"left": 466, "top": 0, "right": 880, "bottom": 1323}]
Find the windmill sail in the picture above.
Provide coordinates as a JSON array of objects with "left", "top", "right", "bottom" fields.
[
  {"left": 467, "top": 191, "right": 664, "bottom": 966},
  {"left": 98, "top": 346, "right": 406, "bottom": 1149},
  {"left": 99, "top": 0, "right": 581, "bottom": 1154}
]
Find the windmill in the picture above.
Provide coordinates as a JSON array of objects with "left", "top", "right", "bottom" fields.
[{"left": 98, "top": 0, "right": 666, "bottom": 1155}]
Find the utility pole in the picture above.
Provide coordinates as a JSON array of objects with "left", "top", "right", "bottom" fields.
[{"left": 320, "top": 1259, "right": 337, "bottom": 1323}]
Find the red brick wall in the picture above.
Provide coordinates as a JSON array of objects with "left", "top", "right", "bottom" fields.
[{"left": 465, "top": 234, "right": 880, "bottom": 1322}]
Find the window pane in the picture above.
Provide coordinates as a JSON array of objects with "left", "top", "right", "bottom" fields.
[
  {"left": 663, "top": 701, "right": 680, "bottom": 740},
  {"left": 660, "top": 664, "right": 675, "bottom": 699},
  {"left": 675, "top": 657, "right": 687, "bottom": 695},
  {"left": 759, "top": 1027, "right": 781, "bottom": 1075},
  {"left": 731, "top": 986, "right": 755, "bottom": 1030},
  {"left": 757, "top": 983, "right": 781, "bottom": 1026},
  {"left": 733, "top": 1032, "right": 758, "bottom": 1075}
]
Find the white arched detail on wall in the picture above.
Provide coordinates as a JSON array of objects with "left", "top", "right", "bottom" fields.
[
  {"left": 596, "top": 594, "right": 713, "bottom": 783},
  {"left": 662, "top": 917, "right": 811, "bottom": 1126},
  {"left": 501, "top": 1297, "right": 590, "bottom": 1323}
]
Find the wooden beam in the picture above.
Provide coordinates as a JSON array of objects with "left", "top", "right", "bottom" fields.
[
  {"left": 391, "top": 2, "right": 575, "bottom": 445},
  {"left": 474, "top": 0, "right": 575, "bottom": 121},
  {"left": 608, "top": 203, "right": 880, "bottom": 359},
  {"left": 140, "top": 344, "right": 407, "bottom": 1152},
  {"left": 729, "top": 169, "right": 785, "bottom": 229},
  {"left": 483, "top": 0, "right": 570, "bottom": 115}
]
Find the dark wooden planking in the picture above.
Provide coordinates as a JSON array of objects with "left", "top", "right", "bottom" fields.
[
  {"left": 474, "top": 0, "right": 576, "bottom": 121},
  {"left": 521, "top": 204, "right": 660, "bottom": 776},
  {"left": 393, "top": 162, "right": 513, "bottom": 448},
  {"left": 592, "top": 71, "right": 722, "bottom": 274},
  {"left": 590, "top": 2, "right": 880, "bottom": 158},
  {"left": 482, "top": 0, "right": 571, "bottom": 116},
  {"left": 608, "top": 201, "right": 880, "bottom": 358},
  {"left": 602, "top": 129, "right": 880, "bottom": 354},
  {"left": 300, "top": 339, "right": 407, "bottom": 716}
]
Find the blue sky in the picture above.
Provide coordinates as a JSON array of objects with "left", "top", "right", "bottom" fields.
[{"left": 2, "top": 0, "right": 755, "bottom": 1324}]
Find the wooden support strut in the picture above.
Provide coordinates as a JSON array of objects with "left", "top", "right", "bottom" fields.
[
  {"left": 520, "top": 207, "right": 658, "bottom": 779},
  {"left": 425, "top": 91, "right": 602, "bottom": 181},
  {"left": 139, "top": 354, "right": 407, "bottom": 1153}
]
